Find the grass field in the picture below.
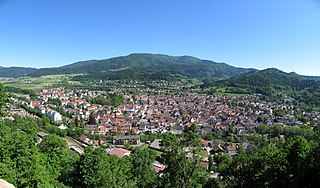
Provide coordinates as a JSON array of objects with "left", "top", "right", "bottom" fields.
[
  {"left": 200, "top": 86, "right": 245, "bottom": 97},
  {"left": 172, "top": 74, "right": 203, "bottom": 86},
  {"left": 0, "top": 74, "right": 83, "bottom": 90}
]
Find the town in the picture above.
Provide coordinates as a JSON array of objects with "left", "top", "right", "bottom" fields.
[
  {"left": 1, "top": 1, "right": 319, "bottom": 186},
  {"left": 3, "top": 79, "right": 319, "bottom": 176}
]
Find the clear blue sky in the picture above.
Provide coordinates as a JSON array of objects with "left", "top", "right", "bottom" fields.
[{"left": 0, "top": 0, "right": 319, "bottom": 75}]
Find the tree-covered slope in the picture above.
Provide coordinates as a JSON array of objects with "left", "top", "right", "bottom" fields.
[
  {"left": 214, "top": 68, "right": 320, "bottom": 108},
  {"left": 222, "top": 68, "right": 315, "bottom": 90},
  {"left": 0, "top": 66, "right": 37, "bottom": 78},
  {"left": 29, "top": 53, "right": 254, "bottom": 81},
  {"left": 303, "top": 75, "right": 320, "bottom": 80}
]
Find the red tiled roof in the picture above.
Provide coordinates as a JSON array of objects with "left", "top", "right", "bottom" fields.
[
  {"left": 79, "top": 135, "right": 88, "bottom": 142},
  {"left": 108, "top": 148, "right": 131, "bottom": 157},
  {"left": 199, "top": 138, "right": 209, "bottom": 147},
  {"left": 153, "top": 161, "right": 165, "bottom": 173}
]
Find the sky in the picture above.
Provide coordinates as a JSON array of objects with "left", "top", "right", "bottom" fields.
[{"left": 0, "top": 0, "right": 320, "bottom": 76}]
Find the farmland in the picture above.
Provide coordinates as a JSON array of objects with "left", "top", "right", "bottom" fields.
[{"left": 0, "top": 74, "right": 82, "bottom": 90}]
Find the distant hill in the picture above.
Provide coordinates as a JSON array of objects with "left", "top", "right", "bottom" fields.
[
  {"left": 214, "top": 68, "right": 320, "bottom": 108},
  {"left": 303, "top": 75, "right": 320, "bottom": 80},
  {"left": 29, "top": 53, "right": 254, "bottom": 81},
  {"left": 0, "top": 66, "right": 37, "bottom": 78},
  {"left": 221, "top": 68, "right": 315, "bottom": 90}
]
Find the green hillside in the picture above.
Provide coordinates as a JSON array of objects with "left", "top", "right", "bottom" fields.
[
  {"left": 29, "top": 53, "right": 254, "bottom": 81},
  {"left": 223, "top": 68, "right": 315, "bottom": 89},
  {"left": 0, "top": 67, "right": 37, "bottom": 78},
  {"left": 214, "top": 68, "right": 320, "bottom": 108}
]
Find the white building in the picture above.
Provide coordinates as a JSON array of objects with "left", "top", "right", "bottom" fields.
[{"left": 45, "top": 109, "right": 62, "bottom": 123}]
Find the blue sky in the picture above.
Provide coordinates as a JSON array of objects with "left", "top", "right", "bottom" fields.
[{"left": 0, "top": 0, "right": 319, "bottom": 75}]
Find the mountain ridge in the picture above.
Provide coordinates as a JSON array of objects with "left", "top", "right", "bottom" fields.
[
  {"left": 1, "top": 53, "right": 319, "bottom": 86},
  {"left": 222, "top": 68, "right": 315, "bottom": 88},
  {"left": 28, "top": 53, "right": 255, "bottom": 81},
  {"left": 212, "top": 68, "right": 320, "bottom": 107},
  {"left": 0, "top": 66, "right": 38, "bottom": 78}
]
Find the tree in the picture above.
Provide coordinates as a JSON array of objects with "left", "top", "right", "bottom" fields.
[
  {"left": 38, "top": 134, "right": 69, "bottom": 180},
  {"left": 228, "top": 125, "right": 235, "bottom": 135},
  {"left": 283, "top": 125, "right": 314, "bottom": 140},
  {"left": 0, "top": 84, "right": 7, "bottom": 115},
  {"left": 256, "top": 116, "right": 265, "bottom": 123},
  {"left": 58, "top": 150, "right": 81, "bottom": 187},
  {"left": 131, "top": 148, "right": 157, "bottom": 188},
  {"left": 218, "top": 135, "right": 320, "bottom": 187},
  {"left": 42, "top": 115, "right": 51, "bottom": 125},
  {"left": 230, "top": 146, "right": 288, "bottom": 187},
  {"left": 0, "top": 124, "right": 56, "bottom": 187},
  {"left": 256, "top": 124, "right": 269, "bottom": 134},
  {"left": 284, "top": 136, "right": 315, "bottom": 187},
  {"left": 213, "top": 153, "right": 233, "bottom": 174},
  {"left": 79, "top": 147, "right": 136, "bottom": 188},
  {"left": 269, "top": 124, "right": 284, "bottom": 137},
  {"left": 75, "top": 115, "right": 80, "bottom": 127},
  {"left": 161, "top": 132, "right": 209, "bottom": 187}
]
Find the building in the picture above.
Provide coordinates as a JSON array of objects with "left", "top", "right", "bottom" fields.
[
  {"left": 38, "top": 132, "right": 49, "bottom": 138},
  {"left": 149, "top": 139, "right": 162, "bottom": 150},
  {"left": 112, "top": 135, "right": 141, "bottom": 145},
  {"left": 153, "top": 161, "right": 166, "bottom": 174},
  {"left": 107, "top": 148, "right": 131, "bottom": 157},
  {"left": 45, "top": 109, "right": 62, "bottom": 123}
]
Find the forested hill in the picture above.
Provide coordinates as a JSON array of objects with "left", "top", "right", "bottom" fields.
[
  {"left": 214, "top": 68, "right": 320, "bottom": 108},
  {"left": 303, "top": 75, "right": 320, "bottom": 80},
  {"left": 0, "top": 66, "right": 37, "bottom": 78},
  {"left": 220, "top": 68, "right": 316, "bottom": 90},
  {"left": 29, "top": 53, "right": 254, "bottom": 81}
]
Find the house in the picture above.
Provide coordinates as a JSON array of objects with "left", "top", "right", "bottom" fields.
[
  {"left": 112, "top": 135, "right": 141, "bottom": 145},
  {"left": 210, "top": 144, "right": 224, "bottom": 155},
  {"left": 153, "top": 161, "right": 166, "bottom": 174},
  {"left": 131, "top": 127, "right": 139, "bottom": 134},
  {"left": 170, "top": 125, "right": 183, "bottom": 134},
  {"left": 10, "top": 108, "right": 25, "bottom": 116},
  {"left": 138, "top": 123, "right": 147, "bottom": 131},
  {"left": 45, "top": 109, "right": 62, "bottom": 123},
  {"left": 38, "top": 132, "right": 49, "bottom": 138},
  {"left": 97, "top": 125, "right": 107, "bottom": 134},
  {"left": 199, "top": 138, "right": 209, "bottom": 147},
  {"left": 149, "top": 139, "right": 162, "bottom": 150},
  {"left": 34, "top": 105, "right": 45, "bottom": 114},
  {"left": 225, "top": 144, "right": 237, "bottom": 155},
  {"left": 79, "top": 135, "right": 90, "bottom": 144},
  {"left": 107, "top": 148, "right": 131, "bottom": 157},
  {"left": 85, "top": 125, "right": 98, "bottom": 134}
]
